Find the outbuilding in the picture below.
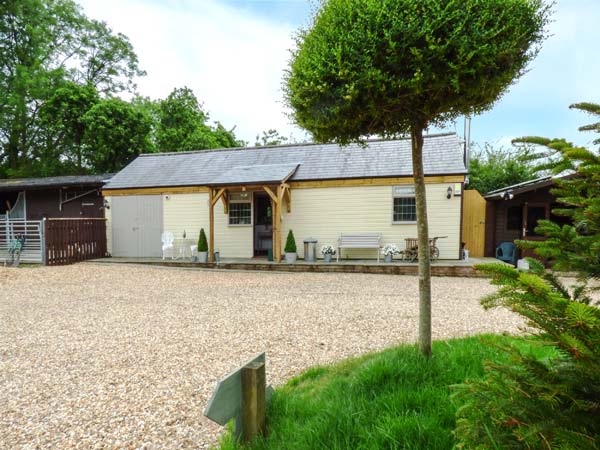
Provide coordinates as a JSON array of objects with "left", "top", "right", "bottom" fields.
[
  {"left": 102, "top": 133, "right": 467, "bottom": 261},
  {"left": 483, "top": 175, "right": 572, "bottom": 259},
  {"left": 0, "top": 174, "right": 112, "bottom": 221}
]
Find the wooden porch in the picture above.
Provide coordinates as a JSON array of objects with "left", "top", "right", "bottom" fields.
[{"left": 207, "top": 163, "right": 298, "bottom": 263}]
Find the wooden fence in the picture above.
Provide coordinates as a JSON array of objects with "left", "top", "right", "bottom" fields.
[
  {"left": 0, "top": 219, "right": 44, "bottom": 263},
  {"left": 45, "top": 218, "right": 108, "bottom": 266}
]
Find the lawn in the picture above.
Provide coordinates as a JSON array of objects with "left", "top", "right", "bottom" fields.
[{"left": 219, "top": 335, "right": 554, "bottom": 450}]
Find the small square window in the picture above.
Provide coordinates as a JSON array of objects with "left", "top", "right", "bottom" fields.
[
  {"left": 229, "top": 202, "right": 252, "bottom": 225},
  {"left": 393, "top": 197, "right": 417, "bottom": 222}
]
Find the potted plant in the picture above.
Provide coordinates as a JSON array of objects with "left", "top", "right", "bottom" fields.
[
  {"left": 197, "top": 228, "right": 209, "bottom": 263},
  {"left": 320, "top": 245, "right": 336, "bottom": 262},
  {"left": 382, "top": 244, "right": 400, "bottom": 263},
  {"left": 284, "top": 230, "right": 297, "bottom": 263}
]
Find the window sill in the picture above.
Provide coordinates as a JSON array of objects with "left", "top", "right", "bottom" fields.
[
  {"left": 228, "top": 224, "right": 252, "bottom": 227},
  {"left": 392, "top": 221, "right": 417, "bottom": 225}
]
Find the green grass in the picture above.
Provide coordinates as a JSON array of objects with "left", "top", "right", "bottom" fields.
[{"left": 218, "top": 334, "right": 555, "bottom": 450}]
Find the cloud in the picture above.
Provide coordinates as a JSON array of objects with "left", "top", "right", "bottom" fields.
[
  {"left": 470, "top": 0, "right": 600, "bottom": 148},
  {"left": 78, "top": 0, "right": 600, "bottom": 149},
  {"left": 77, "top": 0, "right": 306, "bottom": 144}
]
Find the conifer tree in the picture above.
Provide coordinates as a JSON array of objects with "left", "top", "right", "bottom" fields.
[{"left": 454, "top": 103, "right": 600, "bottom": 449}]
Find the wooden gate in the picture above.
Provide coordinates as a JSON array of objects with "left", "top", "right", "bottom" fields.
[
  {"left": 462, "top": 190, "right": 487, "bottom": 257},
  {"left": 45, "top": 218, "right": 108, "bottom": 265}
]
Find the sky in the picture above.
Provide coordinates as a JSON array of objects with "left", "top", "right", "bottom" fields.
[{"left": 77, "top": 0, "right": 600, "bottom": 149}]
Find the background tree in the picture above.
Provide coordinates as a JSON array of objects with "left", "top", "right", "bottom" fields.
[
  {"left": 285, "top": 0, "right": 550, "bottom": 356},
  {"left": 0, "top": 0, "right": 143, "bottom": 177},
  {"left": 82, "top": 98, "right": 153, "bottom": 173},
  {"left": 468, "top": 143, "right": 539, "bottom": 194},
  {"left": 39, "top": 81, "right": 100, "bottom": 172},
  {"left": 157, "top": 87, "right": 242, "bottom": 152},
  {"left": 454, "top": 105, "right": 600, "bottom": 449},
  {"left": 255, "top": 129, "right": 289, "bottom": 147}
]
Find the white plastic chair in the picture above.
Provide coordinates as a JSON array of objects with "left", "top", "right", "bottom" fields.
[{"left": 161, "top": 231, "right": 175, "bottom": 260}]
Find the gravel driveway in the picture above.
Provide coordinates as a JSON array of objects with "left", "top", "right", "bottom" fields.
[{"left": 0, "top": 264, "right": 522, "bottom": 449}]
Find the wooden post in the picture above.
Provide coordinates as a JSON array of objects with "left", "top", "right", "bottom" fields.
[
  {"left": 276, "top": 184, "right": 284, "bottom": 262},
  {"left": 209, "top": 188, "right": 215, "bottom": 263},
  {"left": 242, "top": 361, "right": 266, "bottom": 442}
]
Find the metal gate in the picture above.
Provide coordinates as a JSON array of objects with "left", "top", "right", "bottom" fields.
[
  {"left": 0, "top": 219, "right": 44, "bottom": 263},
  {"left": 111, "top": 195, "right": 163, "bottom": 257}
]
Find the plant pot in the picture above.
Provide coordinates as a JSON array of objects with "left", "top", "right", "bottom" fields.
[
  {"left": 198, "top": 251, "right": 208, "bottom": 263},
  {"left": 285, "top": 252, "right": 297, "bottom": 264},
  {"left": 384, "top": 253, "right": 393, "bottom": 263},
  {"left": 323, "top": 253, "right": 332, "bottom": 263}
]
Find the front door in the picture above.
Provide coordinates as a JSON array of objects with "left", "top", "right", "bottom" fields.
[
  {"left": 521, "top": 203, "right": 548, "bottom": 241},
  {"left": 520, "top": 203, "right": 548, "bottom": 259},
  {"left": 253, "top": 193, "right": 272, "bottom": 256}
]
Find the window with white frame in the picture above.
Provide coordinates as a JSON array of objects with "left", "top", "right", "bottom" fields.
[
  {"left": 228, "top": 192, "right": 252, "bottom": 225},
  {"left": 392, "top": 186, "right": 416, "bottom": 223}
]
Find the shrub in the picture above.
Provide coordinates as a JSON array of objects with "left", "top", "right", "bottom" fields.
[
  {"left": 454, "top": 112, "right": 600, "bottom": 449},
  {"left": 284, "top": 230, "right": 297, "bottom": 253},
  {"left": 197, "top": 228, "right": 208, "bottom": 252}
]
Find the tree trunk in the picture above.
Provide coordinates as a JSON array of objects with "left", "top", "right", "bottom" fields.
[{"left": 411, "top": 124, "right": 432, "bottom": 357}]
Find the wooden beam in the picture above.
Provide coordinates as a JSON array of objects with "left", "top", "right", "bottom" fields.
[
  {"left": 211, "top": 187, "right": 227, "bottom": 207},
  {"left": 262, "top": 186, "right": 278, "bottom": 205},
  {"left": 209, "top": 188, "right": 215, "bottom": 263},
  {"left": 288, "top": 175, "right": 465, "bottom": 189},
  {"left": 283, "top": 186, "right": 291, "bottom": 213},
  {"left": 221, "top": 190, "right": 229, "bottom": 214},
  {"left": 242, "top": 361, "right": 267, "bottom": 443},
  {"left": 102, "top": 186, "right": 210, "bottom": 196},
  {"left": 102, "top": 176, "right": 466, "bottom": 197}
]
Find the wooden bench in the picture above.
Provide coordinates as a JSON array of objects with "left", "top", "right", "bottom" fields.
[{"left": 337, "top": 233, "right": 382, "bottom": 262}]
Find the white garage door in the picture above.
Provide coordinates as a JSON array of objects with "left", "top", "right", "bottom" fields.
[{"left": 111, "top": 195, "right": 163, "bottom": 257}]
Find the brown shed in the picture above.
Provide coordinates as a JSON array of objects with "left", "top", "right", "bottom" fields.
[
  {"left": 0, "top": 174, "right": 113, "bottom": 221},
  {"left": 483, "top": 175, "right": 572, "bottom": 259}
]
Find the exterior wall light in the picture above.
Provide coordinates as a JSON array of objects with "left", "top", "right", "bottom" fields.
[{"left": 446, "top": 186, "right": 453, "bottom": 199}]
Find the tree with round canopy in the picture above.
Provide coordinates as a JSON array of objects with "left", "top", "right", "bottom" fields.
[{"left": 285, "top": 0, "right": 551, "bottom": 356}]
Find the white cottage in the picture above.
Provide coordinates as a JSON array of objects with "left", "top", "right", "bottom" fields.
[{"left": 102, "top": 133, "right": 467, "bottom": 261}]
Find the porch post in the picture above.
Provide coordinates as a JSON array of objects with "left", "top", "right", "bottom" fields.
[
  {"left": 209, "top": 188, "right": 215, "bottom": 263},
  {"left": 276, "top": 184, "right": 284, "bottom": 262}
]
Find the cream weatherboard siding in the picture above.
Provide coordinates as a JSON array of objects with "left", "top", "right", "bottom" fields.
[
  {"left": 108, "top": 182, "right": 462, "bottom": 259},
  {"left": 281, "top": 183, "right": 461, "bottom": 260},
  {"left": 162, "top": 193, "right": 253, "bottom": 258}
]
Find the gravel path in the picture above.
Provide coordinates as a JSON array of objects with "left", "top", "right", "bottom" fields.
[{"left": 0, "top": 264, "right": 523, "bottom": 449}]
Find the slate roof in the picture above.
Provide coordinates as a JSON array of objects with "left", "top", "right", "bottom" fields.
[
  {"left": 104, "top": 133, "right": 466, "bottom": 190},
  {"left": 0, "top": 174, "right": 114, "bottom": 192},
  {"left": 210, "top": 163, "right": 300, "bottom": 186}
]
